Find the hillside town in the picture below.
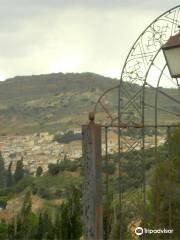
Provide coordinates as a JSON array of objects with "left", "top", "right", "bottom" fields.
[
  {"left": 0, "top": 129, "right": 166, "bottom": 175},
  {"left": 0, "top": 130, "right": 82, "bottom": 174}
]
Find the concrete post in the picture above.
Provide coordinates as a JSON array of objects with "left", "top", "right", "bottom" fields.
[{"left": 82, "top": 120, "right": 103, "bottom": 240}]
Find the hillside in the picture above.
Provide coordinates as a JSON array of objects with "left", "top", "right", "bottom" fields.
[
  {"left": 0, "top": 72, "right": 116, "bottom": 135},
  {"left": 0, "top": 72, "right": 179, "bottom": 135}
]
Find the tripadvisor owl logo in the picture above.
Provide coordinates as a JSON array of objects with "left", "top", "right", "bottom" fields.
[
  {"left": 135, "top": 227, "right": 174, "bottom": 236},
  {"left": 135, "top": 227, "right": 143, "bottom": 236}
]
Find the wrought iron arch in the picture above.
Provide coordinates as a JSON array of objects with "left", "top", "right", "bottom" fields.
[{"left": 92, "top": 5, "right": 180, "bottom": 239}]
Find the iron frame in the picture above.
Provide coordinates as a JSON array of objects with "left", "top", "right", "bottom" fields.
[{"left": 92, "top": 5, "right": 180, "bottom": 239}]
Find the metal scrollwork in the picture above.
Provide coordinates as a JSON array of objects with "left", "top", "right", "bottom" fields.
[
  {"left": 119, "top": 5, "right": 180, "bottom": 124},
  {"left": 94, "top": 5, "right": 180, "bottom": 126}
]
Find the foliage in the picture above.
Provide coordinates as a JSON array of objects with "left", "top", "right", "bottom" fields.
[
  {"left": 14, "top": 176, "right": 34, "bottom": 194},
  {"left": 48, "top": 163, "right": 60, "bottom": 176},
  {"left": 31, "top": 172, "right": 81, "bottom": 200},
  {"left": 0, "top": 135, "right": 179, "bottom": 239},
  {"left": 34, "top": 213, "right": 44, "bottom": 240},
  {"left": 6, "top": 185, "right": 82, "bottom": 239},
  {"left": 6, "top": 162, "right": 13, "bottom": 187},
  {"left": 48, "top": 158, "right": 80, "bottom": 176},
  {"left": 0, "top": 220, "right": 8, "bottom": 240},
  {"left": 36, "top": 166, "right": 43, "bottom": 177},
  {"left": 14, "top": 159, "right": 24, "bottom": 183},
  {"left": 0, "top": 72, "right": 178, "bottom": 135},
  {"left": 109, "top": 206, "right": 131, "bottom": 240},
  {"left": 103, "top": 159, "right": 116, "bottom": 175},
  {"left": 103, "top": 193, "right": 113, "bottom": 240},
  {"left": 60, "top": 186, "right": 82, "bottom": 240},
  {"left": 8, "top": 190, "right": 38, "bottom": 240},
  {"left": 54, "top": 131, "right": 81, "bottom": 144},
  {"left": 0, "top": 152, "right": 6, "bottom": 189},
  {"left": 58, "top": 158, "right": 80, "bottom": 172},
  {"left": 146, "top": 127, "right": 180, "bottom": 239},
  {"left": 0, "top": 196, "right": 8, "bottom": 209}
]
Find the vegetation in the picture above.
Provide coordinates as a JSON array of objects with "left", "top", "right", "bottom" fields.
[
  {"left": 14, "top": 159, "right": 25, "bottom": 183},
  {"left": 48, "top": 158, "right": 80, "bottom": 176},
  {"left": 0, "top": 127, "right": 179, "bottom": 239},
  {"left": 5, "top": 186, "right": 82, "bottom": 240},
  {"left": 0, "top": 152, "right": 6, "bottom": 189},
  {"left": 36, "top": 166, "right": 43, "bottom": 177},
  {"left": 0, "top": 72, "right": 178, "bottom": 239},
  {"left": 54, "top": 131, "right": 81, "bottom": 144},
  {"left": 0, "top": 72, "right": 179, "bottom": 135},
  {"left": 145, "top": 127, "right": 180, "bottom": 239}
]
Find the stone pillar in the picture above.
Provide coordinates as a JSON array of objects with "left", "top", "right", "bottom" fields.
[{"left": 82, "top": 121, "right": 103, "bottom": 240}]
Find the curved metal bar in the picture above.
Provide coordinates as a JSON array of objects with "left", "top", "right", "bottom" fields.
[
  {"left": 119, "top": 5, "right": 180, "bottom": 132},
  {"left": 144, "top": 103, "right": 180, "bottom": 117},
  {"left": 154, "top": 64, "right": 167, "bottom": 227},
  {"left": 99, "top": 100, "right": 114, "bottom": 121},
  {"left": 89, "top": 6, "right": 180, "bottom": 240},
  {"left": 153, "top": 64, "right": 179, "bottom": 87},
  {"left": 146, "top": 82, "right": 180, "bottom": 105},
  {"left": 119, "top": 5, "right": 180, "bottom": 85},
  {"left": 155, "top": 64, "right": 167, "bottom": 127},
  {"left": 117, "top": 6, "right": 180, "bottom": 239},
  {"left": 92, "top": 5, "right": 180, "bottom": 125},
  {"left": 93, "top": 85, "right": 119, "bottom": 114}
]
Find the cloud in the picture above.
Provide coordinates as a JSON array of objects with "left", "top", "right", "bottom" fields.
[
  {"left": 0, "top": 1, "right": 179, "bottom": 79},
  {"left": 1, "top": 0, "right": 178, "bottom": 9}
]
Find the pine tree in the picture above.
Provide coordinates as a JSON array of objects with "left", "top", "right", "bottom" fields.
[
  {"left": 103, "top": 193, "right": 113, "bottom": 240},
  {"left": 0, "top": 219, "right": 8, "bottom": 239},
  {"left": 60, "top": 186, "right": 82, "bottom": 240},
  {"left": 13, "top": 190, "right": 38, "bottom": 239},
  {"left": 0, "top": 152, "right": 6, "bottom": 188},
  {"left": 14, "top": 158, "right": 24, "bottom": 183},
  {"left": 42, "top": 211, "right": 55, "bottom": 240},
  {"left": 35, "top": 213, "right": 44, "bottom": 240},
  {"left": 69, "top": 187, "right": 82, "bottom": 239},
  {"left": 6, "top": 161, "right": 13, "bottom": 187},
  {"left": 36, "top": 166, "right": 43, "bottom": 177},
  {"left": 60, "top": 202, "right": 70, "bottom": 240},
  {"left": 54, "top": 213, "right": 61, "bottom": 240},
  {"left": 21, "top": 190, "right": 32, "bottom": 220},
  {"left": 147, "top": 127, "right": 180, "bottom": 239}
]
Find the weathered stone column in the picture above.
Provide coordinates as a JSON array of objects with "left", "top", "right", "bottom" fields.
[{"left": 82, "top": 114, "right": 103, "bottom": 240}]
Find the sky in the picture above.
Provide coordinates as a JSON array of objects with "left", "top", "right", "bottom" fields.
[{"left": 0, "top": 0, "right": 180, "bottom": 81}]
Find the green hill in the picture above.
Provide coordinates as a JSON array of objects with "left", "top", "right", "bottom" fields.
[{"left": 0, "top": 72, "right": 179, "bottom": 135}]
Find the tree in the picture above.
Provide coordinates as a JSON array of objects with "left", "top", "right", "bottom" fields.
[
  {"left": 59, "top": 158, "right": 79, "bottom": 172},
  {"left": 14, "top": 158, "right": 24, "bottom": 183},
  {"left": 35, "top": 213, "right": 44, "bottom": 240},
  {"left": 8, "top": 190, "right": 37, "bottom": 239},
  {"left": 109, "top": 204, "right": 132, "bottom": 240},
  {"left": 6, "top": 161, "right": 13, "bottom": 187},
  {"left": 147, "top": 127, "right": 180, "bottom": 239},
  {"left": 54, "top": 213, "right": 61, "bottom": 240},
  {"left": 21, "top": 190, "right": 32, "bottom": 220},
  {"left": 0, "top": 152, "right": 6, "bottom": 188},
  {"left": 0, "top": 220, "right": 8, "bottom": 240},
  {"left": 103, "top": 193, "right": 113, "bottom": 240},
  {"left": 36, "top": 166, "right": 43, "bottom": 177},
  {"left": 35, "top": 211, "right": 55, "bottom": 240},
  {"left": 48, "top": 163, "right": 59, "bottom": 176},
  {"left": 19, "top": 190, "right": 32, "bottom": 239},
  {"left": 43, "top": 212, "right": 55, "bottom": 240},
  {"left": 54, "top": 131, "right": 81, "bottom": 144},
  {"left": 60, "top": 186, "right": 82, "bottom": 240}
]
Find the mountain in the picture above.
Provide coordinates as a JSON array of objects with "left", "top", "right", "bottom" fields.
[{"left": 0, "top": 72, "right": 179, "bottom": 135}]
